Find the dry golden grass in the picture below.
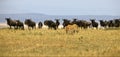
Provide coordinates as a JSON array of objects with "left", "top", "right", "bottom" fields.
[{"left": 0, "top": 28, "right": 120, "bottom": 57}]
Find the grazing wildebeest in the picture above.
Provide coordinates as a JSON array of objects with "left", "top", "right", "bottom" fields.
[
  {"left": 44, "top": 20, "right": 57, "bottom": 30},
  {"left": 25, "top": 19, "right": 36, "bottom": 29},
  {"left": 62, "top": 19, "right": 71, "bottom": 28},
  {"left": 99, "top": 20, "right": 108, "bottom": 28},
  {"left": 38, "top": 21, "right": 43, "bottom": 29},
  {"left": 65, "top": 24, "right": 78, "bottom": 34},
  {"left": 55, "top": 19, "right": 60, "bottom": 29},
  {"left": 90, "top": 19, "right": 98, "bottom": 28}
]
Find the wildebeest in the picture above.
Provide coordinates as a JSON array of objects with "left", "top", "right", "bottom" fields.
[
  {"left": 90, "top": 19, "right": 98, "bottom": 28},
  {"left": 114, "top": 19, "right": 120, "bottom": 27},
  {"left": 5, "top": 18, "right": 17, "bottom": 29},
  {"left": 16, "top": 20, "right": 24, "bottom": 30},
  {"left": 71, "top": 19, "right": 91, "bottom": 29},
  {"left": 99, "top": 20, "right": 108, "bottom": 28},
  {"left": 38, "top": 21, "right": 43, "bottom": 29},
  {"left": 77, "top": 20, "right": 91, "bottom": 29},
  {"left": 25, "top": 19, "right": 36, "bottom": 29},
  {"left": 62, "top": 19, "right": 71, "bottom": 28},
  {"left": 44, "top": 20, "right": 57, "bottom": 30},
  {"left": 63, "top": 19, "right": 91, "bottom": 29},
  {"left": 65, "top": 24, "right": 78, "bottom": 34},
  {"left": 107, "top": 20, "right": 115, "bottom": 28},
  {"left": 55, "top": 19, "right": 60, "bottom": 29},
  {"left": 5, "top": 18, "right": 24, "bottom": 29}
]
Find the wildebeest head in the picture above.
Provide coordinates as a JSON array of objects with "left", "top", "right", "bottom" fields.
[
  {"left": 5, "top": 18, "right": 11, "bottom": 24},
  {"left": 71, "top": 19, "right": 77, "bottom": 24},
  {"left": 5, "top": 18, "right": 11, "bottom": 21},
  {"left": 55, "top": 19, "right": 60, "bottom": 25},
  {"left": 62, "top": 19, "right": 71, "bottom": 28}
]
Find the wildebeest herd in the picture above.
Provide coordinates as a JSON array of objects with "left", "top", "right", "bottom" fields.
[{"left": 5, "top": 18, "right": 120, "bottom": 33}]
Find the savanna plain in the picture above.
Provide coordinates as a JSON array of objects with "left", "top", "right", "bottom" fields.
[{"left": 0, "top": 28, "right": 120, "bottom": 57}]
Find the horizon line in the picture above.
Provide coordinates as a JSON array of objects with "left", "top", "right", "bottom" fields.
[{"left": 0, "top": 13, "right": 120, "bottom": 16}]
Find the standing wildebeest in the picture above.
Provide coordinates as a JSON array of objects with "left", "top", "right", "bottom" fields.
[
  {"left": 99, "top": 20, "right": 108, "bottom": 28},
  {"left": 114, "top": 19, "right": 120, "bottom": 27},
  {"left": 5, "top": 18, "right": 18, "bottom": 29},
  {"left": 25, "top": 19, "right": 36, "bottom": 29},
  {"left": 55, "top": 19, "right": 60, "bottom": 29},
  {"left": 107, "top": 20, "right": 115, "bottom": 28},
  {"left": 77, "top": 20, "right": 91, "bottom": 29},
  {"left": 62, "top": 19, "right": 71, "bottom": 28},
  {"left": 44, "top": 20, "right": 57, "bottom": 30},
  {"left": 38, "top": 21, "right": 43, "bottom": 29},
  {"left": 5, "top": 18, "right": 24, "bottom": 29},
  {"left": 90, "top": 19, "right": 98, "bottom": 28},
  {"left": 65, "top": 24, "right": 78, "bottom": 34},
  {"left": 16, "top": 20, "right": 24, "bottom": 30},
  {"left": 71, "top": 19, "right": 91, "bottom": 29}
]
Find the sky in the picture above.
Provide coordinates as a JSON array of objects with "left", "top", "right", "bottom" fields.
[{"left": 0, "top": 0, "right": 120, "bottom": 15}]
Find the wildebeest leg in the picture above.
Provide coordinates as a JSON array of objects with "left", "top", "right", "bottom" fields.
[
  {"left": 16, "top": 26, "right": 19, "bottom": 29},
  {"left": 48, "top": 26, "right": 51, "bottom": 30},
  {"left": 32, "top": 26, "right": 35, "bottom": 29},
  {"left": 28, "top": 26, "right": 31, "bottom": 30},
  {"left": 10, "top": 26, "right": 12, "bottom": 29},
  {"left": 22, "top": 26, "right": 24, "bottom": 30},
  {"left": 34, "top": 26, "right": 36, "bottom": 29},
  {"left": 66, "top": 30, "right": 68, "bottom": 34},
  {"left": 53, "top": 27, "right": 57, "bottom": 30},
  {"left": 14, "top": 26, "right": 18, "bottom": 29},
  {"left": 14, "top": 26, "right": 16, "bottom": 29}
]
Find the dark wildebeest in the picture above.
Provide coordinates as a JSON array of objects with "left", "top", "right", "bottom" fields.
[
  {"left": 99, "top": 20, "right": 108, "bottom": 28},
  {"left": 62, "top": 19, "right": 71, "bottom": 28},
  {"left": 107, "top": 20, "right": 115, "bottom": 28},
  {"left": 25, "top": 19, "right": 36, "bottom": 29},
  {"left": 44, "top": 20, "right": 57, "bottom": 30},
  {"left": 71, "top": 19, "right": 91, "bottom": 29},
  {"left": 90, "top": 19, "right": 98, "bottom": 28},
  {"left": 38, "top": 21, "right": 43, "bottom": 29},
  {"left": 82, "top": 20, "right": 91, "bottom": 29},
  {"left": 114, "top": 19, "right": 120, "bottom": 27},
  {"left": 55, "top": 19, "right": 60, "bottom": 29},
  {"left": 5, "top": 18, "right": 24, "bottom": 29},
  {"left": 77, "top": 20, "right": 91, "bottom": 29},
  {"left": 5, "top": 18, "right": 18, "bottom": 29},
  {"left": 16, "top": 20, "right": 24, "bottom": 30}
]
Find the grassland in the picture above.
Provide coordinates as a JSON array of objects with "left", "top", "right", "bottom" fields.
[{"left": 0, "top": 28, "right": 120, "bottom": 57}]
